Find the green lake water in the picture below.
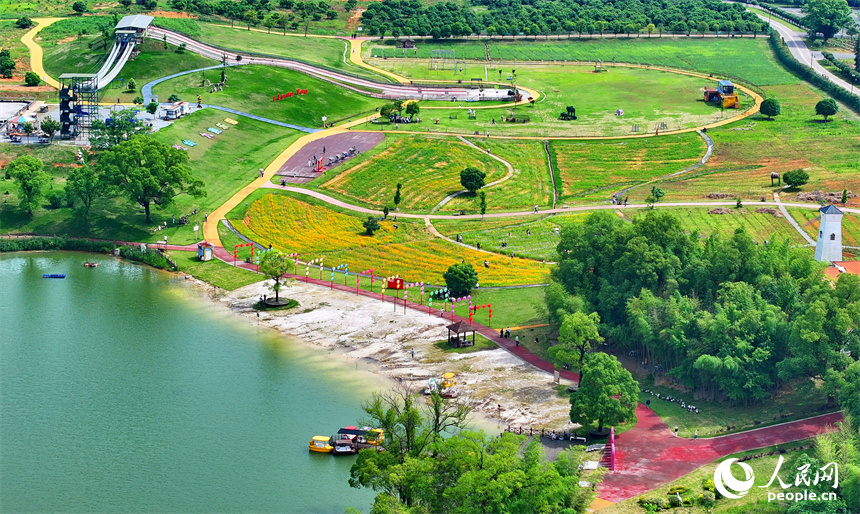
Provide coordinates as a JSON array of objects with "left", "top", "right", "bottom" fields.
[{"left": 0, "top": 251, "right": 380, "bottom": 513}]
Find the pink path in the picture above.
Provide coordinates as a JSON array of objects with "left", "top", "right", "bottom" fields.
[{"left": 209, "top": 245, "right": 844, "bottom": 503}]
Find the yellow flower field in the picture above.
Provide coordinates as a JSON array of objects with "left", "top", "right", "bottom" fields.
[{"left": 237, "top": 194, "right": 550, "bottom": 286}]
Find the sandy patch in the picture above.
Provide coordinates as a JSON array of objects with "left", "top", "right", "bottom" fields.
[
  {"left": 147, "top": 10, "right": 199, "bottom": 18},
  {"left": 216, "top": 279, "right": 576, "bottom": 429}
]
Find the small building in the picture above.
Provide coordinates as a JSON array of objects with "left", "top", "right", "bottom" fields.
[
  {"left": 197, "top": 242, "right": 214, "bottom": 262},
  {"left": 400, "top": 38, "right": 416, "bottom": 49},
  {"left": 814, "top": 204, "right": 843, "bottom": 262},
  {"left": 446, "top": 320, "right": 475, "bottom": 348},
  {"left": 115, "top": 14, "right": 154, "bottom": 44},
  {"left": 163, "top": 101, "right": 188, "bottom": 120}
]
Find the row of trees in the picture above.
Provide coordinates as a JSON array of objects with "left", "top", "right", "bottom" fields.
[
  {"left": 6, "top": 117, "right": 206, "bottom": 224},
  {"left": 359, "top": 0, "right": 763, "bottom": 39},
  {"left": 547, "top": 211, "right": 859, "bottom": 412}
]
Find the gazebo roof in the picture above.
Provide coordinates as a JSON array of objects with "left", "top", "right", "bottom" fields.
[{"left": 446, "top": 321, "right": 474, "bottom": 334}]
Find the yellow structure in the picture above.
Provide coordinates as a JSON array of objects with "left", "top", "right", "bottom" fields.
[{"left": 309, "top": 435, "right": 333, "bottom": 453}]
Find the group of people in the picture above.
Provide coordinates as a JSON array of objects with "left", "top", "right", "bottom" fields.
[{"left": 642, "top": 389, "right": 700, "bottom": 414}]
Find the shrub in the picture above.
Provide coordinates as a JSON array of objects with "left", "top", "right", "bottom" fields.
[
  {"left": 637, "top": 496, "right": 668, "bottom": 510},
  {"left": 168, "top": 94, "right": 180, "bottom": 102},
  {"left": 127, "top": 78, "right": 136, "bottom": 91},
  {"left": 15, "top": 17, "right": 34, "bottom": 29},
  {"left": 24, "top": 71, "right": 40, "bottom": 86},
  {"left": 667, "top": 486, "right": 689, "bottom": 494},
  {"left": 47, "top": 192, "right": 64, "bottom": 209},
  {"left": 760, "top": 97, "right": 781, "bottom": 119},
  {"left": 783, "top": 169, "right": 810, "bottom": 188},
  {"left": 362, "top": 216, "right": 380, "bottom": 235}
]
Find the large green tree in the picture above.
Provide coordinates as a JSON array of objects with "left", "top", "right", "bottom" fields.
[
  {"left": 802, "top": 0, "right": 853, "bottom": 41},
  {"left": 8, "top": 155, "right": 48, "bottom": 216},
  {"left": 815, "top": 98, "right": 839, "bottom": 121},
  {"left": 89, "top": 109, "right": 150, "bottom": 149},
  {"left": 65, "top": 165, "right": 103, "bottom": 224},
  {"left": 760, "top": 97, "right": 781, "bottom": 119},
  {"left": 258, "top": 250, "right": 293, "bottom": 302},
  {"left": 548, "top": 311, "right": 603, "bottom": 385},
  {"left": 443, "top": 262, "right": 478, "bottom": 297},
  {"left": 569, "top": 352, "right": 639, "bottom": 432},
  {"left": 98, "top": 136, "right": 205, "bottom": 222},
  {"left": 460, "top": 167, "right": 486, "bottom": 194}
]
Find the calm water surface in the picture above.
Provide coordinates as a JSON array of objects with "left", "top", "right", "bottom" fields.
[{"left": 0, "top": 251, "right": 380, "bottom": 513}]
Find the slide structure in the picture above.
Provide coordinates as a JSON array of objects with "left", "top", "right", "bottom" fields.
[{"left": 95, "top": 41, "right": 136, "bottom": 89}]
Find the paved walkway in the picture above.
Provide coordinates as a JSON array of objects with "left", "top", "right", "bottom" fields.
[
  {"left": 20, "top": 17, "right": 63, "bottom": 89},
  {"left": 431, "top": 136, "right": 516, "bottom": 212},
  {"left": 774, "top": 192, "right": 816, "bottom": 245}
]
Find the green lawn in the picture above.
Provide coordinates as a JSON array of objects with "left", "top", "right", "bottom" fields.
[
  {"left": 789, "top": 208, "right": 860, "bottom": 247},
  {"left": 368, "top": 37, "right": 796, "bottom": 86},
  {"left": 43, "top": 37, "right": 217, "bottom": 103},
  {"left": 193, "top": 22, "right": 386, "bottom": 81},
  {"left": 170, "top": 250, "right": 262, "bottom": 290},
  {"left": 153, "top": 64, "right": 382, "bottom": 128},
  {"left": 634, "top": 207, "right": 810, "bottom": 244},
  {"left": 360, "top": 66, "right": 735, "bottom": 138},
  {"left": 632, "top": 82, "right": 860, "bottom": 203},
  {"left": 550, "top": 133, "right": 707, "bottom": 203},
  {"left": 0, "top": 20, "right": 31, "bottom": 77},
  {"left": 433, "top": 214, "right": 590, "bottom": 261},
  {"left": 1, "top": 110, "right": 301, "bottom": 244},
  {"left": 318, "top": 134, "right": 509, "bottom": 213}
]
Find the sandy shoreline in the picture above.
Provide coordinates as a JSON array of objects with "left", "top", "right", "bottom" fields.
[{"left": 199, "top": 277, "right": 576, "bottom": 430}]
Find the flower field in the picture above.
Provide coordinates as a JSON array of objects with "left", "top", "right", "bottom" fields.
[
  {"left": 433, "top": 213, "right": 590, "bottom": 261},
  {"left": 235, "top": 194, "right": 550, "bottom": 286},
  {"left": 320, "top": 135, "right": 508, "bottom": 212},
  {"left": 550, "top": 133, "right": 706, "bottom": 203}
]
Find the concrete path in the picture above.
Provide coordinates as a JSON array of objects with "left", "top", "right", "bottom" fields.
[{"left": 774, "top": 192, "right": 816, "bottom": 245}]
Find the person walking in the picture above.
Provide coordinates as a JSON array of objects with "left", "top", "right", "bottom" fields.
[
  {"left": 673, "top": 427, "right": 679, "bottom": 437},
  {"left": 411, "top": 348, "right": 415, "bottom": 359},
  {"left": 515, "top": 335, "right": 519, "bottom": 346},
  {"left": 646, "top": 398, "right": 651, "bottom": 409},
  {"left": 694, "top": 429, "right": 698, "bottom": 440}
]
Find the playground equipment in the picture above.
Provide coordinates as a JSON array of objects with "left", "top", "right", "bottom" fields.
[
  {"left": 594, "top": 59, "right": 608, "bottom": 73},
  {"left": 703, "top": 80, "right": 739, "bottom": 109},
  {"left": 559, "top": 105, "right": 577, "bottom": 120},
  {"left": 430, "top": 49, "right": 455, "bottom": 71}
]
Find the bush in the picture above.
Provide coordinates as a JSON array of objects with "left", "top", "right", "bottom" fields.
[
  {"left": 783, "top": 169, "right": 810, "bottom": 188},
  {"left": 15, "top": 17, "right": 34, "bottom": 29},
  {"left": 0, "top": 236, "right": 113, "bottom": 253},
  {"left": 667, "top": 486, "right": 689, "bottom": 494},
  {"left": 47, "top": 192, "right": 64, "bottom": 209},
  {"left": 760, "top": 97, "right": 781, "bottom": 119},
  {"left": 24, "top": 71, "right": 40, "bottom": 86},
  {"left": 118, "top": 245, "right": 175, "bottom": 270},
  {"left": 637, "top": 496, "right": 668, "bottom": 510},
  {"left": 363, "top": 216, "right": 380, "bottom": 235},
  {"left": 168, "top": 94, "right": 180, "bottom": 102},
  {"left": 127, "top": 78, "right": 136, "bottom": 91}
]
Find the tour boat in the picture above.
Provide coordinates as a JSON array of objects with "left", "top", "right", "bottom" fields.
[
  {"left": 84, "top": 262, "right": 98, "bottom": 268},
  {"left": 309, "top": 435, "right": 333, "bottom": 453},
  {"left": 332, "top": 438, "right": 357, "bottom": 455},
  {"left": 42, "top": 274, "right": 66, "bottom": 278}
]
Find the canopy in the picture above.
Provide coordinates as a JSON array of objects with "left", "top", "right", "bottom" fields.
[
  {"left": 311, "top": 435, "right": 330, "bottom": 442},
  {"left": 8, "top": 115, "right": 33, "bottom": 124},
  {"left": 442, "top": 372, "right": 455, "bottom": 379}
]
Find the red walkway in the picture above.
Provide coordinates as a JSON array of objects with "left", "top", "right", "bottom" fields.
[{"left": 210, "top": 247, "right": 843, "bottom": 503}]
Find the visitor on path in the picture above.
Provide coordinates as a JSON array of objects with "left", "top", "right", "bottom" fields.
[
  {"left": 323, "top": 146, "right": 326, "bottom": 154},
  {"left": 440, "top": 308, "right": 444, "bottom": 317},
  {"left": 411, "top": 348, "right": 415, "bottom": 359},
  {"left": 259, "top": 168, "right": 265, "bottom": 177},
  {"left": 499, "top": 329, "right": 504, "bottom": 338},
  {"left": 674, "top": 427, "right": 679, "bottom": 437},
  {"left": 515, "top": 335, "right": 519, "bottom": 346},
  {"left": 646, "top": 398, "right": 651, "bottom": 409},
  {"left": 492, "top": 118, "right": 495, "bottom": 124},
  {"left": 204, "top": 212, "right": 208, "bottom": 221},
  {"left": 694, "top": 429, "right": 698, "bottom": 440},
  {"left": 505, "top": 328, "right": 511, "bottom": 338}
]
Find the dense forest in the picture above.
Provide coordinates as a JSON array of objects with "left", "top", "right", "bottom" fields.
[
  {"left": 548, "top": 211, "right": 859, "bottom": 412},
  {"left": 359, "top": 0, "right": 762, "bottom": 37}
]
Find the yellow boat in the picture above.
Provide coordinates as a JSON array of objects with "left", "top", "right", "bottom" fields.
[
  {"left": 441, "top": 372, "right": 456, "bottom": 389},
  {"left": 309, "top": 435, "right": 333, "bottom": 453},
  {"left": 366, "top": 428, "right": 385, "bottom": 446}
]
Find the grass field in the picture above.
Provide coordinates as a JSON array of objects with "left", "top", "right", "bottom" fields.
[
  {"left": 319, "top": 135, "right": 508, "bottom": 212},
  {"left": 43, "top": 38, "right": 217, "bottom": 102},
  {"left": 0, "top": 20, "right": 32, "bottom": 77},
  {"left": 1, "top": 110, "right": 300, "bottom": 244},
  {"left": 193, "top": 23, "right": 385, "bottom": 80},
  {"left": 170, "top": 249, "right": 262, "bottom": 290},
  {"left": 636, "top": 207, "right": 810, "bottom": 244},
  {"left": 550, "top": 133, "right": 707, "bottom": 203},
  {"left": 789, "top": 208, "right": 860, "bottom": 247},
  {"left": 153, "top": 64, "right": 381, "bottom": 128},
  {"left": 226, "top": 193, "right": 551, "bottom": 286},
  {"left": 368, "top": 37, "right": 797, "bottom": 86},
  {"left": 433, "top": 214, "right": 590, "bottom": 261},
  {"left": 359, "top": 66, "right": 736, "bottom": 138},
  {"left": 600, "top": 440, "right": 817, "bottom": 514},
  {"left": 620, "top": 82, "right": 860, "bottom": 204}
]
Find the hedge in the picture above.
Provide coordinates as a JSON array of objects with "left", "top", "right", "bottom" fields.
[
  {"left": 742, "top": 0, "right": 810, "bottom": 29},
  {"left": 0, "top": 236, "right": 176, "bottom": 270},
  {"left": 822, "top": 51, "right": 860, "bottom": 84},
  {"left": 768, "top": 33, "right": 860, "bottom": 115}
]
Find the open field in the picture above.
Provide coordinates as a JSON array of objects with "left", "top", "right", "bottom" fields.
[
  {"left": 170, "top": 249, "right": 262, "bottom": 290},
  {"left": 433, "top": 214, "right": 589, "bottom": 261},
  {"left": 360, "top": 66, "right": 736, "bottom": 138},
  {"left": 550, "top": 133, "right": 706, "bottom": 203},
  {"left": 368, "top": 37, "right": 797, "bottom": 86},
  {"left": 636, "top": 207, "right": 810, "bottom": 244},
  {"left": 153, "top": 64, "right": 381, "bottom": 128},
  {"left": 192, "top": 23, "right": 385, "bottom": 80},
  {"left": 0, "top": 20, "right": 31, "bottom": 77},
  {"left": 43, "top": 37, "right": 217, "bottom": 102},
  {"left": 226, "top": 193, "right": 551, "bottom": 286},
  {"left": 1, "top": 109, "right": 300, "bottom": 244},
  {"left": 319, "top": 135, "right": 508, "bottom": 212},
  {"left": 789, "top": 208, "right": 860, "bottom": 246},
  {"left": 600, "top": 440, "right": 816, "bottom": 514}
]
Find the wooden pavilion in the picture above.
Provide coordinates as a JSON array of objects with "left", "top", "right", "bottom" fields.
[{"left": 446, "top": 321, "right": 475, "bottom": 348}]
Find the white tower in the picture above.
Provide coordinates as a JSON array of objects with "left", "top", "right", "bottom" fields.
[{"left": 814, "top": 204, "right": 843, "bottom": 262}]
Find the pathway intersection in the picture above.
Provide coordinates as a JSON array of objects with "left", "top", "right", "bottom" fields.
[{"left": 24, "top": 21, "right": 851, "bottom": 508}]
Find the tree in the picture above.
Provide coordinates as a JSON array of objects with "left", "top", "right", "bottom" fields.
[
  {"left": 479, "top": 190, "right": 486, "bottom": 219},
  {"left": 760, "top": 97, "right": 781, "bottom": 119},
  {"left": 244, "top": 9, "right": 259, "bottom": 29},
  {"left": 127, "top": 78, "right": 136, "bottom": 91},
  {"left": 363, "top": 216, "right": 380, "bottom": 235},
  {"left": 815, "top": 98, "right": 839, "bottom": 121},
  {"left": 393, "top": 182, "right": 402, "bottom": 207},
  {"left": 263, "top": 15, "right": 276, "bottom": 32},
  {"left": 89, "top": 109, "right": 150, "bottom": 149},
  {"left": 98, "top": 136, "right": 205, "bottom": 222},
  {"left": 645, "top": 23, "right": 656, "bottom": 37},
  {"left": 40, "top": 118, "right": 60, "bottom": 142},
  {"left": 783, "top": 169, "right": 810, "bottom": 188},
  {"left": 66, "top": 165, "right": 103, "bottom": 224},
  {"left": 382, "top": 205, "right": 389, "bottom": 219},
  {"left": 549, "top": 312, "right": 603, "bottom": 385},
  {"left": 21, "top": 122, "right": 34, "bottom": 143},
  {"left": 390, "top": 26, "right": 400, "bottom": 39},
  {"left": 344, "top": 0, "right": 356, "bottom": 11},
  {"left": 569, "top": 352, "right": 639, "bottom": 432},
  {"left": 258, "top": 250, "right": 294, "bottom": 303},
  {"left": 460, "top": 167, "right": 486, "bottom": 195},
  {"left": 379, "top": 102, "right": 396, "bottom": 118},
  {"left": 145, "top": 101, "right": 159, "bottom": 115},
  {"left": 405, "top": 101, "right": 420, "bottom": 120},
  {"left": 15, "top": 17, "right": 34, "bottom": 28},
  {"left": 72, "top": 0, "right": 86, "bottom": 14},
  {"left": 168, "top": 94, "right": 180, "bottom": 102},
  {"left": 802, "top": 0, "right": 853, "bottom": 41},
  {"left": 8, "top": 156, "right": 48, "bottom": 216},
  {"left": 842, "top": 189, "right": 849, "bottom": 204},
  {"left": 0, "top": 50, "right": 16, "bottom": 78},
  {"left": 443, "top": 262, "right": 478, "bottom": 297},
  {"left": 697, "top": 21, "right": 710, "bottom": 37}
]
